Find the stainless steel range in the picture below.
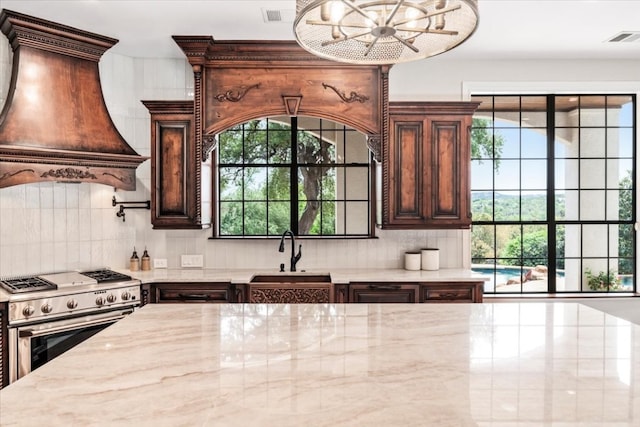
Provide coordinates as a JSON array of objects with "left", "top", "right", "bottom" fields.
[{"left": 1, "top": 269, "right": 141, "bottom": 383}]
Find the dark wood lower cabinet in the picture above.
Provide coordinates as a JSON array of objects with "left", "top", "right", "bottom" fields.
[
  {"left": 137, "top": 280, "right": 484, "bottom": 306},
  {"left": 146, "top": 283, "right": 234, "bottom": 304},
  {"left": 349, "top": 283, "right": 420, "bottom": 303},
  {"left": 421, "top": 282, "right": 484, "bottom": 303}
]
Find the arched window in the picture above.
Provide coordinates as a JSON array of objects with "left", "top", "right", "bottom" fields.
[{"left": 217, "top": 116, "right": 373, "bottom": 237}]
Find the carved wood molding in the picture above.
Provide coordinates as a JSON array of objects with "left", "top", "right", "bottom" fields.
[
  {"left": 0, "top": 10, "right": 117, "bottom": 61},
  {"left": 322, "top": 83, "right": 370, "bottom": 104},
  {"left": 282, "top": 96, "right": 303, "bottom": 116},
  {"left": 0, "top": 169, "right": 35, "bottom": 183},
  {"left": 214, "top": 83, "right": 260, "bottom": 102},
  {"left": 40, "top": 168, "right": 97, "bottom": 180},
  {"left": 249, "top": 288, "right": 330, "bottom": 303}
]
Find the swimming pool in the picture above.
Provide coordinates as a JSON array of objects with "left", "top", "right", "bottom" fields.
[{"left": 473, "top": 266, "right": 634, "bottom": 292}]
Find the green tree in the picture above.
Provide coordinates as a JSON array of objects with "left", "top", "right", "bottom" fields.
[
  {"left": 500, "top": 229, "right": 548, "bottom": 267},
  {"left": 471, "top": 118, "right": 505, "bottom": 169},
  {"left": 218, "top": 118, "right": 335, "bottom": 235},
  {"left": 618, "top": 170, "right": 633, "bottom": 274}
]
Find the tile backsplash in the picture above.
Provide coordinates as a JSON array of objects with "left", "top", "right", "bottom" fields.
[{"left": 0, "top": 44, "right": 469, "bottom": 277}]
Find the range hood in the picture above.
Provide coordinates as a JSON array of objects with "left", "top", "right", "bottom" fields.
[{"left": 0, "top": 10, "right": 147, "bottom": 190}]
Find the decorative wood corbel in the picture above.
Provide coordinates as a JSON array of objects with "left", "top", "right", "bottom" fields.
[
  {"left": 366, "top": 135, "right": 382, "bottom": 162},
  {"left": 202, "top": 134, "right": 218, "bottom": 161}
]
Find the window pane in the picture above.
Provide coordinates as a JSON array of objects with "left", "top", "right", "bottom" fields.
[
  {"left": 607, "top": 159, "right": 633, "bottom": 188},
  {"left": 244, "top": 167, "right": 267, "bottom": 200},
  {"left": 471, "top": 224, "right": 495, "bottom": 262},
  {"left": 219, "top": 202, "right": 243, "bottom": 235},
  {"left": 580, "top": 190, "right": 605, "bottom": 220},
  {"left": 472, "top": 191, "right": 493, "bottom": 221},
  {"left": 555, "top": 96, "right": 579, "bottom": 127},
  {"left": 345, "top": 168, "right": 369, "bottom": 200},
  {"left": 244, "top": 202, "right": 267, "bottom": 235},
  {"left": 219, "top": 167, "right": 242, "bottom": 201},
  {"left": 471, "top": 160, "right": 494, "bottom": 190},
  {"left": 582, "top": 224, "right": 607, "bottom": 257},
  {"left": 496, "top": 127, "right": 520, "bottom": 158},
  {"left": 218, "top": 130, "right": 243, "bottom": 164},
  {"left": 520, "top": 160, "right": 546, "bottom": 190},
  {"left": 613, "top": 99, "right": 634, "bottom": 127},
  {"left": 555, "top": 158, "right": 578, "bottom": 189},
  {"left": 579, "top": 128, "right": 606, "bottom": 157},
  {"left": 344, "top": 137, "right": 369, "bottom": 163},
  {"left": 267, "top": 201, "right": 290, "bottom": 235},
  {"left": 579, "top": 95, "right": 606, "bottom": 127},
  {"left": 494, "top": 191, "right": 520, "bottom": 221},
  {"left": 495, "top": 160, "right": 520, "bottom": 190},
  {"left": 608, "top": 127, "right": 633, "bottom": 158},
  {"left": 521, "top": 96, "right": 547, "bottom": 127},
  {"left": 561, "top": 190, "right": 580, "bottom": 220},
  {"left": 521, "top": 192, "right": 546, "bottom": 221},
  {"left": 521, "top": 129, "right": 546, "bottom": 158},
  {"left": 579, "top": 159, "right": 605, "bottom": 188},
  {"left": 344, "top": 201, "right": 369, "bottom": 235},
  {"left": 267, "top": 167, "right": 290, "bottom": 200}
]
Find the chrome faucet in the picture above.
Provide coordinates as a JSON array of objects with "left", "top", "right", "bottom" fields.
[{"left": 279, "top": 229, "right": 302, "bottom": 272}]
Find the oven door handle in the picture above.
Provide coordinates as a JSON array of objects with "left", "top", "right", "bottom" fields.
[{"left": 18, "top": 309, "right": 133, "bottom": 338}]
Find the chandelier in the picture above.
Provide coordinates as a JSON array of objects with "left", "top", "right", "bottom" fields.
[{"left": 294, "top": 0, "right": 479, "bottom": 65}]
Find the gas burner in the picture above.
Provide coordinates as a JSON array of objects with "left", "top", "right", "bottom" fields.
[
  {"left": 0, "top": 276, "right": 56, "bottom": 294},
  {"left": 81, "top": 269, "right": 132, "bottom": 283}
]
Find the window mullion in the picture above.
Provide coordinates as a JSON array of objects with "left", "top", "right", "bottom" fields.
[{"left": 291, "top": 117, "right": 299, "bottom": 235}]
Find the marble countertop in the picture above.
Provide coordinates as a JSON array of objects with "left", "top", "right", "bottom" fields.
[
  {"left": 1, "top": 302, "right": 639, "bottom": 426},
  {"left": 126, "top": 267, "right": 489, "bottom": 285},
  {"left": 0, "top": 269, "right": 487, "bottom": 302}
]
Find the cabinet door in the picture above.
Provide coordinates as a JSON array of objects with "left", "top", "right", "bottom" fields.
[
  {"left": 382, "top": 102, "right": 478, "bottom": 229},
  {"left": 421, "top": 282, "right": 484, "bottom": 303},
  {"left": 247, "top": 283, "right": 334, "bottom": 303},
  {"left": 143, "top": 101, "right": 210, "bottom": 229},
  {"left": 151, "top": 283, "right": 232, "bottom": 303},
  {"left": 349, "top": 283, "right": 419, "bottom": 303}
]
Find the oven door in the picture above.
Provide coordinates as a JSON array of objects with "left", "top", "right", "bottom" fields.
[{"left": 8, "top": 308, "right": 134, "bottom": 383}]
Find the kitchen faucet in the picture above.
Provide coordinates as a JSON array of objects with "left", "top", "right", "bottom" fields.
[{"left": 279, "top": 229, "right": 302, "bottom": 272}]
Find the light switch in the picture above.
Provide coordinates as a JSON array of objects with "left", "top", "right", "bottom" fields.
[{"left": 181, "top": 254, "right": 204, "bottom": 268}]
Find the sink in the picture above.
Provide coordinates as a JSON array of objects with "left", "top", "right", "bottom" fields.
[{"left": 250, "top": 273, "right": 331, "bottom": 283}]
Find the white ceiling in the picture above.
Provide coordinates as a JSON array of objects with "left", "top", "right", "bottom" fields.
[{"left": 0, "top": 0, "right": 639, "bottom": 61}]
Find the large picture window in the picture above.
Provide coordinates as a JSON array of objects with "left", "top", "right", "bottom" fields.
[
  {"left": 217, "top": 116, "right": 372, "bottom": 237},
  {"left": 471, "top": 94, "right": 636, "bottom": 294}
]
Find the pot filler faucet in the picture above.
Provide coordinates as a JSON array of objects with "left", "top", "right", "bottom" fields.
[{"left": 279, "top": 229, "right": 302, "bottom": 272}]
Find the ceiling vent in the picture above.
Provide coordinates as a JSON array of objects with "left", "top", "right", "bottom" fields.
[
  {"left": 262, "top": 9, "right": 295, "bottom": 23},
  {"left": 606, "top": 31, "right": 640, "bottom": 43}
]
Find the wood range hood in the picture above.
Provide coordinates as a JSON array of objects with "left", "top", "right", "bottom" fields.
[{"left": 0, "top": 10, "right": 147, "bottom": 190}]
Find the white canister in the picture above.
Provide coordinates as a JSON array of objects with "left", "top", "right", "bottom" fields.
[
  {"left": 421, "top": 248, "right": 440, "bottom": 271},
  {"left": 404, "top": 252, "right": 421, "bottom": 271}
]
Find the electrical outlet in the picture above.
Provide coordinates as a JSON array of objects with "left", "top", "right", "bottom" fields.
[
  {"left": 153, "top": 258, "right": 168, "bottom": 269},
  {"left": 181, "top": 254, "right": 204, "bottom": 268}
]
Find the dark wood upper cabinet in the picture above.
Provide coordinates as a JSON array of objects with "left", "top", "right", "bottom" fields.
[
  {"left": 142, "top": 101, "right": 211, "bottom": 229},
  {"left": 381, "top": 102, "right": 479, "bottom": 229}
]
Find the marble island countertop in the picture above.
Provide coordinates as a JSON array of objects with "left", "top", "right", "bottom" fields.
[
  {"left": 125, "top": 267, "right": 489, "bottom": 285},
  {"left": 1, "top": 302, "right": 639, "bottom": 426}
]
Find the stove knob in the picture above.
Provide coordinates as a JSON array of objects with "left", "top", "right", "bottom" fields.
[
  {"left": 22, "top": 305, "right": 35, "bottom": 317},
  {"left": 41, "top": 303, "right": 53, "bottom": 314},
  {"left": 67, "top": 299, "right": 78, "bottom": 309},
  {"left": 106, "top": 294, "right": 117, "bottom": 303},
  {"left": 95, "top": 296, "right": 104, "bottom": 306},
  {"left": 121, "top": 291, "right": 131, "bottom": 301}
]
